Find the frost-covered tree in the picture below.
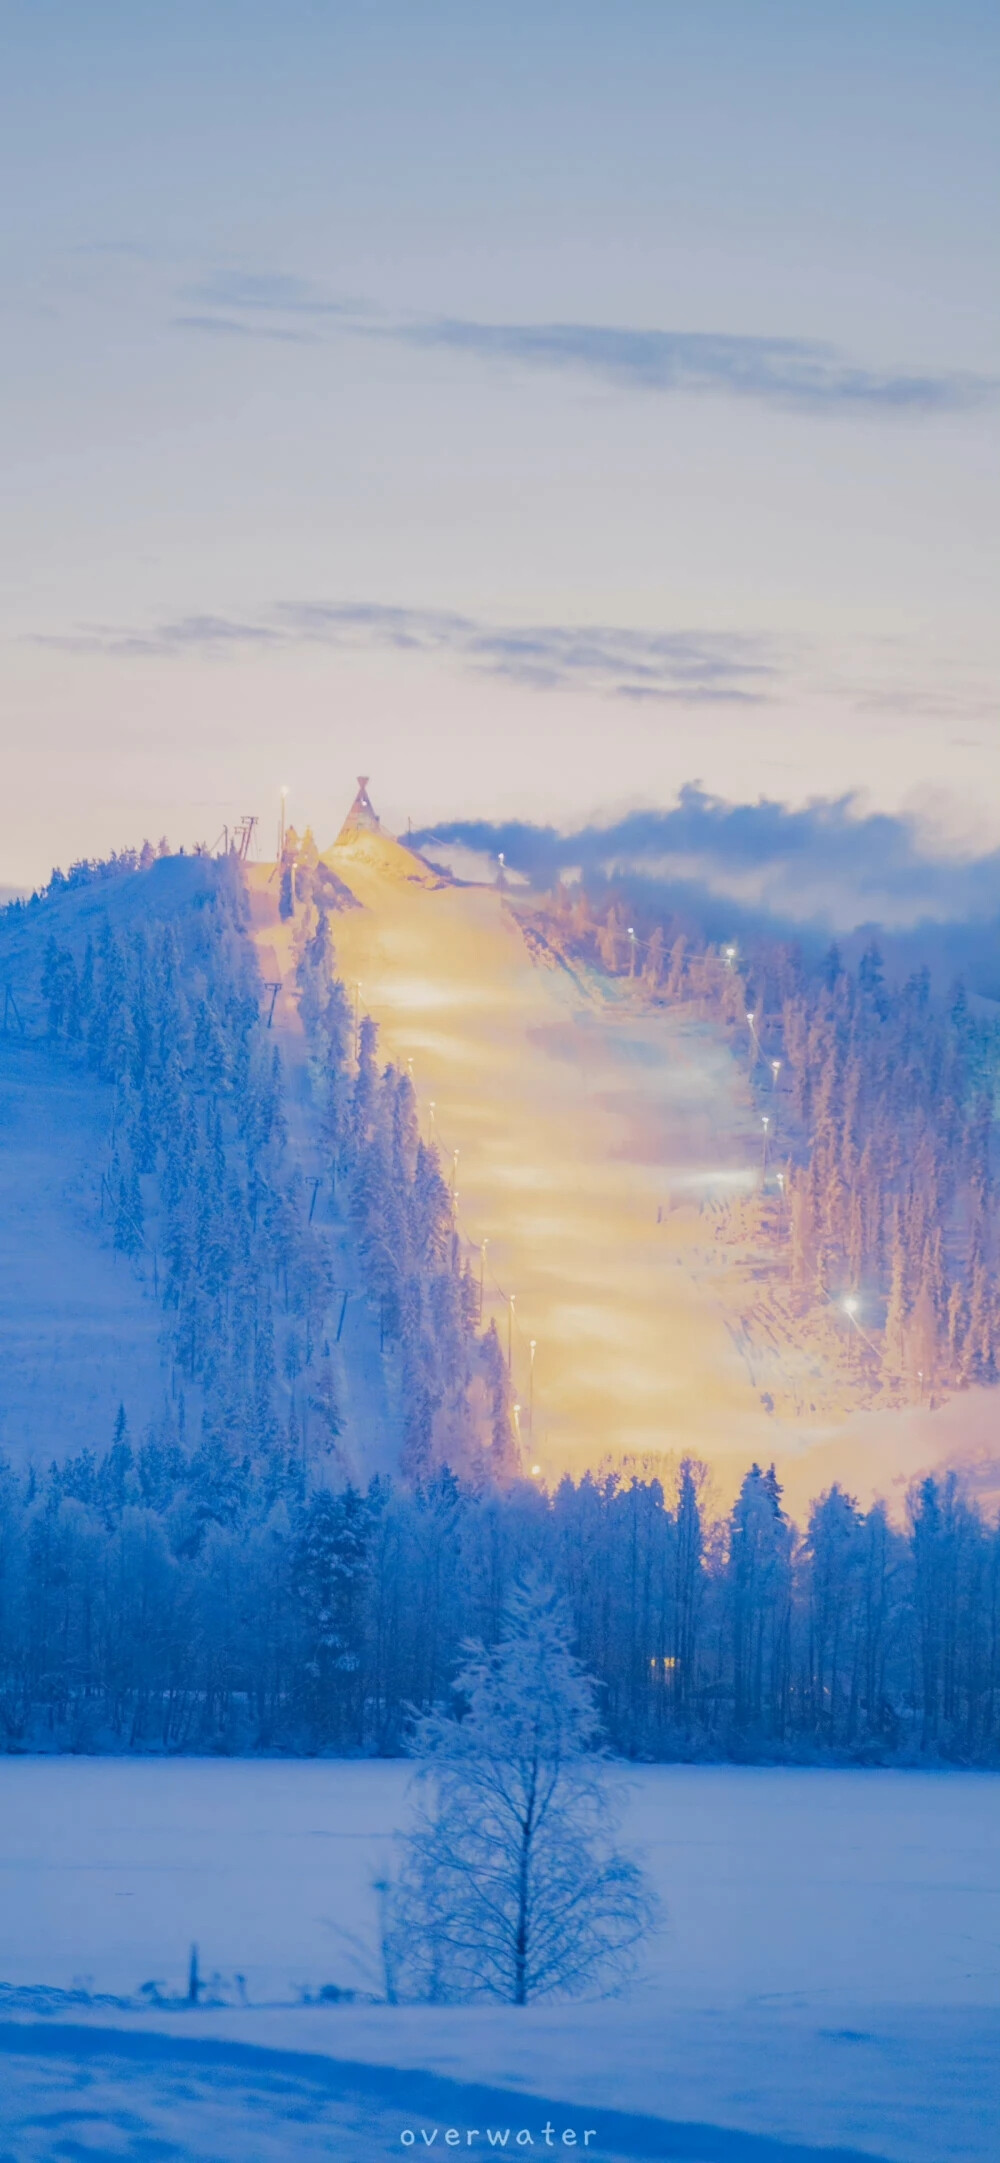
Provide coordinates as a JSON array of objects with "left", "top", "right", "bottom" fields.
[{"left": 385, "top": 1576, "right": 657, "bottom": 2004}]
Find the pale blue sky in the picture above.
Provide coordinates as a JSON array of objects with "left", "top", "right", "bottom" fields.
[{"left": 1, "top": 1, "right": 997, "bottom": 882}]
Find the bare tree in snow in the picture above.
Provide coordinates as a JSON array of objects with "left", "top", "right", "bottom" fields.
[{"left": 385, "top": 1575, "right": 658, "bottom": 2004}]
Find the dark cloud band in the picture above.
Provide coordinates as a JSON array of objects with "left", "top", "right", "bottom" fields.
[{"left": 410, "top": 787, "right": 1000, "bottom": 963}]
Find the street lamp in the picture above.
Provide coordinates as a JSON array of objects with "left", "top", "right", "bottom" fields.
[
  {"left": 843, "top": 1294, "right": 859, "bottom": 1369},
  {"left": 627, "top": 926, "right": 637, "bottom": 978},
  {"left": 771, "top": 1058, "right": 782, "bottom": 1083}
]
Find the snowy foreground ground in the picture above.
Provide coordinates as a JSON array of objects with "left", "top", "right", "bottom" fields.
[{"left": 0, "top": 1760, "right": 997, "bottom": 2162}]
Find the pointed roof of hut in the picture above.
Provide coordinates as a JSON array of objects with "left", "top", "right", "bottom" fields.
[{"left": 335, "top": 775, "right": 382, "bottom": 843}]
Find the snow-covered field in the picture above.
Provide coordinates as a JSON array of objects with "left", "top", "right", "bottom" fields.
[{"left": 1, "top": 1759, "right": 996, "bottom": 2161}]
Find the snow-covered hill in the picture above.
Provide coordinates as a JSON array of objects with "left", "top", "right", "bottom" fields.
[{"left": 2, "top": 802, "right": 998, "bottom": 1513}]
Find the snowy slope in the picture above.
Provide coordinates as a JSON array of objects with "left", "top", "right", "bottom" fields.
[
  {"left": 0, "top": 852, "right": 411, "bottom": 1477},
  {"left": 0, "top": 1036, "right": 166, "bottom": 1461},
  {"left": 0, "top": 856, "right": 219, "bottom": 1029},
  {"left": 0, "top": 862, "right": 222, "bottom": 1463}
]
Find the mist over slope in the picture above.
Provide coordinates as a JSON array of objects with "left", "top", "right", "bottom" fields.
[{"left": 412, "top": 788, "right": 1000, "bottom": 996}]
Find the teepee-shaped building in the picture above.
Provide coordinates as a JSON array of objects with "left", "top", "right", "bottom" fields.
[
  {"left": 336, "top": 776, "right": 382, "bottom": 844},
  {"left": 325, "top": 776, "right": 445, "bottom": 889}
]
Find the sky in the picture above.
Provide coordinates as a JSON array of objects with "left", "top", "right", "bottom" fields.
[{"left": 1, "top": 0, "right": 997, "bottom": 887}]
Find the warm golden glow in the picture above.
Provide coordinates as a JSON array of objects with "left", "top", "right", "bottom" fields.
[
  {"left": 279, "top": 829, "right": 774, "bottom": 1492},
  {"left": 248, "top": 827, "right": 977, "bottom": 1515}
]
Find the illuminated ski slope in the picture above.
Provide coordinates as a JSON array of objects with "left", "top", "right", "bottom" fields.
[
  {"left": 251, "top": 819, "right": 1000, "bottom": 1511},
  {"left": 254, "top": 827, "right": 778, "bottom": 1494}
]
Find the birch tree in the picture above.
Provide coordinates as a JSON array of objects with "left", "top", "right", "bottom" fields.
[{"left": 386, "top": 1576, "right": 657, "bottom": 2004}]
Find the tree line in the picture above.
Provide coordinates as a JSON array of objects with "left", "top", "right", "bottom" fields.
[{"left": 1, "top": 1438, "right": 997, "bottom": 1762}]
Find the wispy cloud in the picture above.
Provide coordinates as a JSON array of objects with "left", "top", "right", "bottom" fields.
[
  {"left": 35, "top": 614, "right": 285, "bottom": 660},
  {"left": 185, "top": 270, "right": 356, "bottom": 318},
  {"left": 168, "top": 269, "right": 997, "bottom": 418},
  {"left": 287, "top": 603, "right": 775, "bottom": 701},
  {"left": 172, "top": 270, "right": 364, "bottom": 343},
  {"left": 173, "top": 314, "right": 321, "bottom": 345},
  {"left": 378, "top": 320, "right": 996, "bottom": 417},
  {"left": 33, "top": 602, "right": 776, "bottom": 705}
]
